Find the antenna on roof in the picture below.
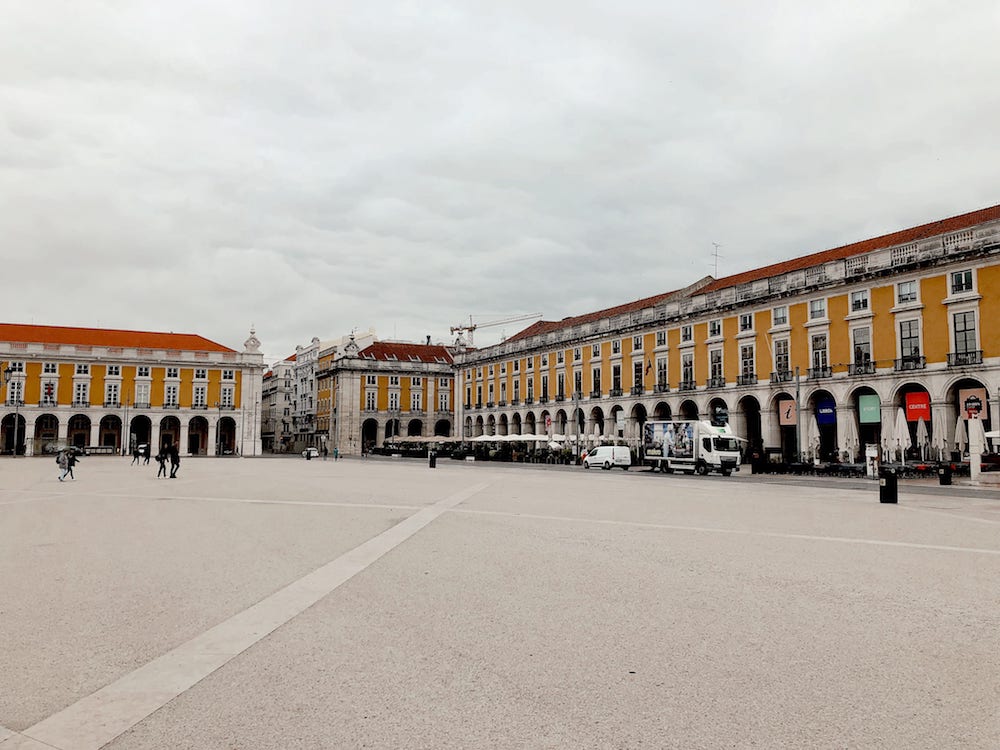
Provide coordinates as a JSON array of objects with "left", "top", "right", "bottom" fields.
[{"left": 711, "top": 242, "right": 723, "bottom": 278}]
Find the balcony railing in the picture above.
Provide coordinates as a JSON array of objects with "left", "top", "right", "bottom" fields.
[
  {"left": 894, "top": 356, "right": 926, "bottom": 372},
  {"left": 191, "top": 404, "right": 208, "bottom": 410},
  {"left": 737, "top": 374, "right": 757, "bottom": 386},
  {"left": 948, "top": 350, "right": 983, "bottom": 366},
  {"left": 538, "top": 396, "right": 549, "bottom": 404},
  {"left": 630, "top": 385, "right": 644, "bottom": 396},
  {"left": 654, "top": 383, "right": 670, "bottom": 393},
  {"left": 134, "top": 401, "right": 151, "bottom": 409},
  {"left": 498, "top": 400, "right": 507, "bottom": 407},
  {"left": 524, "top": 397, "right": 534, "bottom": 405},
  {"left": 71, "top": 400, "right": 90, "bottom": 408},
  {"left": 486, "top": 401, "right": 495, "bottom": 408},
  {"left": 678, "top": 380, "right": 696, "bottom": 392},
  {"left": 555, "top": 394, "right": 566, "bottom": 402},
  {"left": 573, "top": 391, "right": 585, "bottom": 400},
  {"left": 104, "top": 400, "right": 120, "bottom": 408},
  {"left": 610, "top": 388, "right": 623, "bottom": 397},
  {"left": 848, "top": 361, "right": 876, "bottom": 376},
  {"left": 706, "top": 376, "right": 725, "bottom": 389},
  {"left": 475, "top": 401, "right": 483, "bottom": 408},
  {"left": 808, "top": 366, "right": 832, "bottom": 379},
  {"left": 590, "top": 389, "right": 601, "bottom": 398},
  {"left": 771, "top": 370, "right": 794, "bottom": 383},
  {"left": 463, "top": 402, "right": 471, "bottom": 409},
  {"left": 38, "top": 399, "right": 57, "bottom": 407},
  {"left": 511, "top": 398, "right": 520, "bottom": 406}
]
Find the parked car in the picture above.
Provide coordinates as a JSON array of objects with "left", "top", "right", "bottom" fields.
[
  {"left": 583, "top": 445, "right": 632, "bottom": 470},
  {"left": 302, "top": 447, "right": 320, "bottom": 459}
]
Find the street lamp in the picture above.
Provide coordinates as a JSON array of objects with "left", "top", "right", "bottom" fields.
[{"left": 3, "top": 366, "right": 21, "bottom": 457}]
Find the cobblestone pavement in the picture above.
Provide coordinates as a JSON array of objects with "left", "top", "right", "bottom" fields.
[{"left": 2, "top": 455, "right": 999, "bottom": 749}]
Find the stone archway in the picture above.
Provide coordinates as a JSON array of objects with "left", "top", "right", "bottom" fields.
[
  {"left": 361, "top": 418, "right": 379, "bottom": 453},
  {"left": 99, "top": 415, "right": 122, "bottom": 450},
  {"left": 629, "top": 403, "right": 648, "bottom": 447},
  {"left": 679, "top": 399, "right": 699, "bottom": 420},
  {"left": 511, "top": 413, "right": 523, "bottom": 435},
  {"left": 33, "top": 413, "right": 60, "bottom": 454},
  {"left": 216, "top": 416, "right": 236, "bottom": 455},
  {"left": 498, "top": 414, "right": 509, "bottom": 436},
  {"left": 735, "top": 395, "right": 762, "bottom": 452},
  {"left": 652, "top": 401, "right": 671, "bottom": 420},
  {"left": 384, "top": 418, "right": 401, "bottom": 442},
  {"left": 188, "top": 416, "right": 209, "bottom": 455},
  {"left": 68, "top": 414, "right": 91, "bottom": 450},
  {"left": 434, "top": 419, "right": 451, "bottom": 437},
  {"left": 2, "top": 413, "right": 28, "bottom": 455},
  {"left": 806, "top": 388, "right": 837, "bottom": 462},
  {"left": 407, "top": 419, "right": 423, "bottom": 437},
  {"left": 129, "top": 415, "right": 152, "bottom": 452}
]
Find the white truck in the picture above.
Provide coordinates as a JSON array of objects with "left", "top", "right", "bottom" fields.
[{"left": 642, "top": 420, "right": 743, "bottom": 476}]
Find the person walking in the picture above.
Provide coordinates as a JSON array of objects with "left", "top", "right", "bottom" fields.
[
  {"left": 155, "top": 449, "right": 168, "bottom": 478},
  {"left": 57, "top": 450, "right": 70, "bottom": 481},
  {"left": 333, "top": 446, "right": 339, "bottom": 461},
  {"left": 131, "top": 446, "right": 141, "bottom": 465},
  {"left": 168, "top": 444, "right": 180, "bottom": 478},
  {"left": 143, "top": 444, "right": 151, "bottom": 465},
  {"left": 60, "top": 449, "right": 79, "bottom": 481}
]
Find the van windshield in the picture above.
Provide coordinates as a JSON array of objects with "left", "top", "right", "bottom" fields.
[{"left": 714, "top": 437, "right": 741, "bottom": 453}]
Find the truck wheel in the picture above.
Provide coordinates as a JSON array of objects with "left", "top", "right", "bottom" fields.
[
  {"left": 695, "top": 463, "right": 709, "bottom": 476},
  {"left": 603, "top": 461, "right": 611, "bottom": 470},
  {"left": 721, "top": 469, "right": 732, "bottom": 477}
]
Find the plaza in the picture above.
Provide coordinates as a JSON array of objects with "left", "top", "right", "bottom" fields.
[{"left": 2, "top": 455, "right": 1000, "bottom": 749}]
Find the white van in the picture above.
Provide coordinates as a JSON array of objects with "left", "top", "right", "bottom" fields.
[{"left": 583, "top": 445, "right": 632, "bottom": 470}]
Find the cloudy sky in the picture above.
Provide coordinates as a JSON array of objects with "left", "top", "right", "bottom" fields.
[{"left": 3, "top": 1, "right": 998, "bottom": 363}]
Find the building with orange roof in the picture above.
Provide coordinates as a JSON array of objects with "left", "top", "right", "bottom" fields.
[
  {"left": 1, "top": 324, "right": 265, "bottom": 457},
  {"left": 454, "top": 204, "right": 1000, "bottom": 467},
  {"left": 316, "top": 335, "right": 456, "bottom": 455}
]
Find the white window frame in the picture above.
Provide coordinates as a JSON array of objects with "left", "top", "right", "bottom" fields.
[
  {"left": 772, "top": 306, "right": 788, "bottom": 326},
  {"left": 809, "top": 298, "right": 827, "bottom": 320},
  {"left": 896, "top": 280, "right": 918, "bottom": 305},
  {"left": 43, "top": 362, "right": 58, "bottom": 374},
  {"left": 850, "top": 289, "right": 869, "bottom": 313},
  {"left": 739, "top": 313, "right": 753, "bottom": 332},
  {"left": 708, "top": 319, "right": 722, "bottom": 338}
]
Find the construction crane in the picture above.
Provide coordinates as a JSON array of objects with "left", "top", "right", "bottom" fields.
[{"left": 450, "top": 312, "right": 542, "bottom": 348}]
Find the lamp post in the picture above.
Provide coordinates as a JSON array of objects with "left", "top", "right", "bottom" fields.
[
  {"left": 4, "top": 366, "right": 21, "bottom": 457},
  {"left": 122, "top": 396, "right": 130, "bottom": 456},
  {"left": 795, "top": 366, "right": 802, "bottom": 463}
]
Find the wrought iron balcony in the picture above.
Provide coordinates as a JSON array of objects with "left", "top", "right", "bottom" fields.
[
  {"left": 134, "top": 401, "right": 151, "bottom": 409},
  {"left": 103, "top": 400, "right": 120, "bottom": 408},
  {"left": 498, "top": 400, "right": 507, "bottom": 407},
  {"left": 678, "top": 380, "right": 696, "bottom": 392},
  {"left": 463, "top": 402, "right": 471, "bottom": 409},
  {"left": 737, "top": 374, "right": 758, "bottom": 386},
  {"left": 38, "top": 399, "right": 57, "bottom": 407},
  {"left": 590, "top": 389, "right": 601, "bottom": 398},
  {"left": 510, "top": 398, "right": 520, "bottom": 406},
  {"left": 538, "top": 396, "right": 549, "bottom": 404},
  {"left": 630, "top": 385, "right": 644, "bottom": 396},
  {"left": 475, "top": 401, "right": 483, "bottom": 409},
  {"left": 71, "top": 400, "right": 90, "bottom": 408},
  {"left": 524, "top": 397, "right": 534, "bottom": 405},
  {"left": 555, "top": 394, "right": 566, "bottom": 402},
  {"left": 654, "top": 383, "right": 670, "bottom": 394},
  {"left": 486, "top": 401, "right": 495, "bottom": 408},
  {"left": 808, "top": 366, "right": 832, "bottom": 379},
  {"left": 706, "top": 376, "right": 725, "bottom": 389},
  {"left": 848, "top": 361, "right": 876, "bottom": 376},
  {"left": 573, "top": 390, "right": 585, "bottom": 400},
  {"left": 610, "top": 388, "right": 623, "bottom": 397},
  {"left": 894, "top": 356, "right": 926, "bottom": 372},
  {"left": 191, "top": 404, "right": 208, "bottom": 410},
  {"left": 948, "top": 350, "right": 983, "bottom": 367},
  {"left": 770, "top": 370, "right": 794, "bottom": 383}
]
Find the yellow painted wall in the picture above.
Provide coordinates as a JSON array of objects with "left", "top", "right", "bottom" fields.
[
  {"left": 921, "top": 276, "right": 948, "bottom": 363},
  {"left": 981, "top": 265, "right": 1000, "bottom": 357},
  {"left": 827, "top": 294, "right": 850, "bottom": 369},
  {"left": 870, "top": 284, "right": 896, "bottom": 365}
]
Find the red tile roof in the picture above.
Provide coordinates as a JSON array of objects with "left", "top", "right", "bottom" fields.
[
  {"left": 359, "top": 341, "right": 454, "bottom": 364},
  {"left": 700, "top": 204, "right": 1000, "bottom": 293},
  {"left": 506, "top": 278, "right": 712, "bottom": 344},
  {"left": 0, "top": 323, "right": 235, "bottom": 352}
]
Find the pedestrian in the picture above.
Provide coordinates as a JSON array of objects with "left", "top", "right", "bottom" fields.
[
  {"left": 57, "top": 449, "right": 70, "bottom": 481},
  {"left": 168, "top": 444, "right": 180, "bottom": 478},
  {"left": 333, "top": 446, "right": 339, "bottom": 461},
  {"left": 131, "top": 446, "right": 141, "bottom": 465},
  {"left": 323, "top": 445, "right": 328, "bottom": 461},
  {"left": 155, "top": 449, "right": 168, "bottom": 478},
  {"left": 143, "top": 444, "right": 151, "bottom": 465},
  {"left": 60, "top": 449, "right": 79, "bottom": 481}
]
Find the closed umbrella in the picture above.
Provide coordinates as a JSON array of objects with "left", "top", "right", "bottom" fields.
[
  {"left": 931, "top": 416, "right": 948, "bottom": 461},
  {"left": 915, "top": 417, "right": 929, "bottom": 462},
  {"left": 881, "top": 410, "right": 895, "bottom": 459},
  {"left": 954, "top": 414, "right": 968, "bottom": 455},
  {"left": 894, "top": 407, "right": 911, "bottom": 462},
  {"left": 838, "top": 412, "right": 859, "bottom": 462},
  {"left": 968, "top": 415, "right": 987, "bottom": 455},
  {"left": 806, "top": 414, "right": 821, "bottom": 460}
]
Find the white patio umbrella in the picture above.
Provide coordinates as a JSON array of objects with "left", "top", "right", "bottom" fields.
[
  {"left": 838, "top": 413, "right": 859, "bottom": 462},
  {"left": 806, "top": 414, "right": 821, "bottom": 460},
  {"left": 894, "top": 407, "right": 911, "bottom": 462},
  {"left": 881, "top": 410, "right": 895, "bottom": 458},
  {"left": 931, "top": 416, "right": 948, "bottom": 461},
  {"left": 915, "top": 417, "right": 929, "bottom": 461},
  {"left": 968, "top": 415, "right": 987, "bottom": 455},
  {"left": 954, "top": 414, "right": 968, "bottom": 455}
]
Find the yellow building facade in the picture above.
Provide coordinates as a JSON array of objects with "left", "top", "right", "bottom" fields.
[
  {"left": 1, "top": 324, "right": 264, "bottom": 456},
  {"left": 455, "top": 205, "right": 1000, "bottom": 462}
]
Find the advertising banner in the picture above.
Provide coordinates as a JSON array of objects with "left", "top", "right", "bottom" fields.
[
  {"left": 959, "top": 387, "right": 988, "bottom": 419},
  {"left": 778, "top": 399, "right": 797, "bottom": 426},
  {"left": 816, "top": 399, "right": 837, "bottom": 425},
  {"left": 643, "top": 422, "right": 695, "bottom": 459},
  {"left": 904, "top": 391, "right": 931, "bottom": 422},
  {"left": 858, "top": 394, "right": 881, "bottom": 424}
]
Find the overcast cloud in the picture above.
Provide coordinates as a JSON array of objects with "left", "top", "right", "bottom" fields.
[{"left": 3, "top": 1, "right": 998, "bottom": 362}]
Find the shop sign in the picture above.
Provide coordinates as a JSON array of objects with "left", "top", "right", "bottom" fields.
[
  {"left": 904, "top": 392, "right": 931, "bottom": 422},
  {"left": 778, "top": 399, "right": 797, "bottom": 426},
  {"left": 858, "top": 394, "right": 881, "bottom": 424},
  {"left": 816, "top": 399, "right": 837, "bottom": 425},
  {"left": 959, "top": 387, "right": 988, "bottom": 419}
]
